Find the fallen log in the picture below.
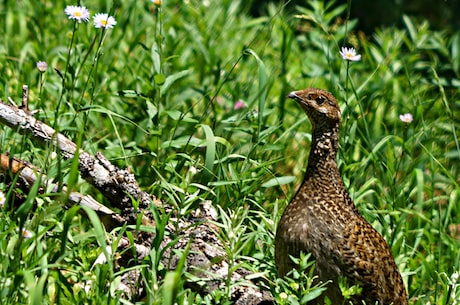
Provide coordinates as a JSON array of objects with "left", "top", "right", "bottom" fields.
[{"left": 0, "top": 97, "right": 273, "bottom": 304}]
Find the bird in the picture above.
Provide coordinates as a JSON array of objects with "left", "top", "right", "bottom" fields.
[{"left": 274, "top": 88, "right": 408, "bottom": 305}]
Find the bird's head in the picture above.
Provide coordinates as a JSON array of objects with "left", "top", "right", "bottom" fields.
[{"left": 288, "top": 88, "right": 341, "bottom": 128}]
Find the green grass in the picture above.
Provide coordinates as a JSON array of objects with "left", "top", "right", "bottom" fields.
[{"left": 0, "top": 0, "right": 459, "bottom": 304}]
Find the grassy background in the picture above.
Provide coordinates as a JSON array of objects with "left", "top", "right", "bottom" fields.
[{"left": 0, "top": 0, "right": 459, "bottom": 304}]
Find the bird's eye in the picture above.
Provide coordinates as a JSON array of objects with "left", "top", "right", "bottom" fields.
[{"left": 315, "top": 96, "right": 326, "bottom": 105}]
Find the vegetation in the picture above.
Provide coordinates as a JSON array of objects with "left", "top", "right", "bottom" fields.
[{"left": 0, "top": 0, "right": 459, "bottom": 304}]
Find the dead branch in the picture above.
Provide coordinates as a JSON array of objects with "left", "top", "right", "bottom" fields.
[
  {"left": 0, "top": 153, "right": 125, "bottom": 229},
  {"left": 0, "top": 98, "right": 273, "bottom": 304},
  {"left": 0, "top": 99, "right": 155, "bottom": 221}
]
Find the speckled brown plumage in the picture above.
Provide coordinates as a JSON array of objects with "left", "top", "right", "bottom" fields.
[{"left": 275, "top": 88, "right": 408, "bottom": 305}]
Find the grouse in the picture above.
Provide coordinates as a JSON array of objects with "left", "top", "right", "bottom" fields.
[{"left": 274, "top": 88, "right": 408, "bottom": 305}]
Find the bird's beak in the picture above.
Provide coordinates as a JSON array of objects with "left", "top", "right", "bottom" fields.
[{"left": 287, "top": 91, "right": 299, "bottom": 99}]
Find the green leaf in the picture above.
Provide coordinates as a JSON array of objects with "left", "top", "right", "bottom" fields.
[
  {"left": 151, "top": 41, "right": 162, "bottom": 73},
  {"left": 117, "top": 89, "right": 142, "bottom": 98},
  {"left": 160, "top": 136, "right": 202, "bottom": 149},
  {"left": 81, "top": 205, "right": 110, "bottom": 272},
  {"left": 15, "top": 179, "right": 39, "bottom": 221},
  {"left": 262, "top": 176, "right": 296, "bottom": 188},
  {"left": 165, "top": 110, "right": 198, "bottom": 123},
  {"left": 201, "top": 124, "right": 216, "bottom": 182},
  {"left": 301, "top": 288, "right": 327, "bottom": 303},
  {"left": 160, "top": 69, "right": 191, "bottom": 95},
  {"left": 146, "top": 101, "right": 158, "bottom": 119},
  {"left": 162, "top": 243, "right": 191, "bottom": 305},
  {"left": 29, "top": 274, "right": 47, "bottom": 305}
]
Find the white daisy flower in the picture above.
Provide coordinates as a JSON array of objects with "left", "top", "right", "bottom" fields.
[
  {"left": 22, "top": 229, "right": 33, "bottom": 239},
  {"left": 93, "top": 13, "right": 117, "bottom": 29},
  {"left": 16, "top": 228, "right": 33, "bottom": 239},
  {"left": 64, "top": 5, "right": 90, "bottom": 23},
  {"left": 36, "top": 61, "right": 48, "bottom": 73},
  {"left": 340, "top": 47, "right": 362, "bottom": 61},
  {"left": 399, "top": 113, "right": 414, "bottom": 123},
  {"left": 0, "top": 191, "right": 5, "bottom": 207}
]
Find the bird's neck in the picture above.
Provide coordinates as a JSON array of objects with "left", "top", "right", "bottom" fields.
[{"left": 304, "top": 124, "right": 340, "bottom": 180}]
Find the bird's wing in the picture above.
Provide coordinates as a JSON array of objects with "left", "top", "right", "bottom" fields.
[{"left": 329, "top": 216, "right": 395, "bottom": 298}]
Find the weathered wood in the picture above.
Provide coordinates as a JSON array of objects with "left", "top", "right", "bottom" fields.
[
  {"left": 0, "top": 153, "right": 125, "bottom": 228},
  {"left": 0, "top": 98, "right": 273, "bottom": 304},
  {"left": 0, "top": 100, "right": 155, "bottom": 217}
]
